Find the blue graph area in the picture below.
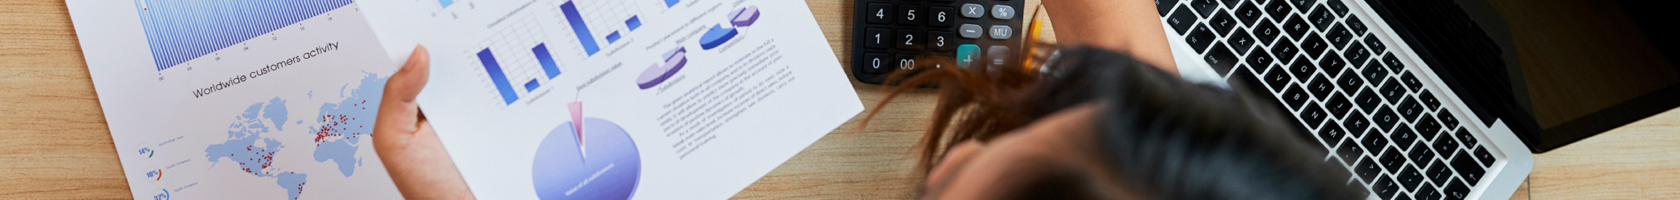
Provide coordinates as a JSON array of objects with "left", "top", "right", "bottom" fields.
[
  {"left": 133, "top": 0, "right": 352, "bottom": 71},
  {"left": 477, "top": 49, "right": 519, "bottom": 104},
  {"left": 559, "top": 2, "right": 600, "bottom": 56}
]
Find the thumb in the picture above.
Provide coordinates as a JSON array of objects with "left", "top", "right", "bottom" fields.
[{"left": 377, "top": 46, "right": 430, "bottom": 134}]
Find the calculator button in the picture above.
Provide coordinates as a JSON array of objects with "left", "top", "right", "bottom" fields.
[
  {"left": 989, "top": 25, "right": 1013, "bottom": 39},
  {"left": 929, "top": 6, "right": 955, "bottom": 26},
  {"left": 866, "top": 3, "right": 893, "bottom": 24},
  {"left": 864, "top": 28, "right": 892, "bottom": 49},
  {"left": 959, "top": 24, "right": 984, "bottom": 38},
  {"left": 897, "top": 29, "right": 924, "bottom": 49},
  {"left": 991, "top": 5, "right": 1016, "bottom": 20},
  {"left": 956, "top": 44, "right": 981, "bottom": 68},
  {"left": 895, "top": 54, "right": 920, "bottom": 71},
  {"left": 863, "top": 53, "right": 891, "bottom": 73},
  {"left": 988, "top": 45, "right": 1012, "bottom": 67},
  {"left": 961, "top": 3, "right": 985, "bottom": 19},
  {"left": 929, "top": 31, "right": 955, "bottom": 52},
  {"left": 898, "top": 5, "right": 924, "bottom": 25}
]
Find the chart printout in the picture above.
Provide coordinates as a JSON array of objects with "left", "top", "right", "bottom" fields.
[
  {"left": 67, "top": 1, "right": 403, "bottom": 199},
  {"left": 357, "top": 0, "right": 862, "bottom": 199},
  {"left": 69, "top": 0, "right": 863, "bottom": 199}
]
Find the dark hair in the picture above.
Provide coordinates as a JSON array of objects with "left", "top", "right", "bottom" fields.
[{"left": 865, "top": 45, "right": 1363, "bottom": 199}]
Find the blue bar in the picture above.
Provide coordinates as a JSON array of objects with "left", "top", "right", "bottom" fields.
[
  {"left": 524, "top": 79, "right": 541, "bottom": 92},
  {"left": 606, "top": 32, "right": 621, "bottom": 44},
  {"left": 135, "top": 0, "right": 352, "bottom": 71},
  {"left": 664, "top": 0, "right": 680, "bottom": 7},
  {"left": 559, "top": 2, "right": 600, "bottom": 56},
  {"left": 532, "top": 43, "right": 561, "bottom": 79},
  {"left": 626, "top": 16, "right": 642, "bottom": 31},
  {"left": 439, "top": 0, "right": 453, "bottom": 7},
  {"left": 477, "top": 49, "right": 520, "bottom": 104}
]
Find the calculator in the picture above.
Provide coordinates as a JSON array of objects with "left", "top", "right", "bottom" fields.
[{"left": 851, "top": 0, "right": 1027, "bottom": 84}]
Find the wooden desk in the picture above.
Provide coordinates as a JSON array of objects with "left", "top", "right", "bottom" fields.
[{"left": 1, "top": 0, "right": 1675, "bottom": 199}]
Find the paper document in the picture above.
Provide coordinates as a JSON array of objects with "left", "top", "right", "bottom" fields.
[{"left": 68, "top": 0, "right": 861, "bottom": 199}]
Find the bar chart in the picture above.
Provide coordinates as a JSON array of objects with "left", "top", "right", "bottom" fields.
[
  {"left": 555, "top": 0, "right": 652, "bottom": 56},
  {"left": 133, "top": 0, "right": 352, "bottom": 71},
  {"left": 472, "top": 17, "right": 559, "bottom": 105}
]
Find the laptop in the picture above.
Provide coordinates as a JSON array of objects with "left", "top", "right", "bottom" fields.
[{"left": 1153, "top": 0, "right": 1680, "bottom": 199}]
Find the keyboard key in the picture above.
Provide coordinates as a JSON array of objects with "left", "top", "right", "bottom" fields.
[
  {"left": 1455, "top": 128, "right": 1479, "bottom": 148},
  {"left": 1362, "top": 60, "right": 1390, "bottom": 82},
  {"left": 1415, "top": 113, "right": 1442, "bottom": 140},
  {"left": 1398, "top": 164, "right": 1425, "bottom": 191},
  {"left": 862, "top": 53, "right": 891, "bottom": 73},
  {"left": 1347, "top": 180, "right": 1373, "bottom": 197},
  {"left": 1380, "top": 77, "right": 1408, "bottom": 103},
  {"left": 1420, "top": 89, "right": 1442, "bottom": 110},
  {"left": 1282, "top": 14, "right": 1312, "bottom": 40},
  {"left": 1337, "top": 137, "right": 1362, "bottom": 160},
  {"left": 1263, "top": 0, "right": 1294, "bottom": 21},
  {"left": 1218, "top": 0, "right": 1240, "bottom": 7},
  {"left": 1450, "top": 150, "right": 1485, "bottom": 185},
  {"left": 1301, "top": 102, "right": 1329, "bottom": 129},
  {"left": 1375, "top": 176, "right": 1400, "bottom": 199},
  {"left": 1289, "top": 0, "right": 1313, "bottom": 10},
  {"left": 1263, "top": 64, "right": 1292, "bottom": 92},
  {"left": 1319, "top": 51, "right": 1347, "bottom": 76},
  {"left": 1307, "top": 74, "right": 1335, "bottom": 99},
  {"left": 1379, "top": 147, "right": 1406, "bottom": 171},
  {"left": 1282, "top": 84, "right": 1311, "bottom": 111},
  {"left": 1246, "top": 47, "right": 1274, "bottom": 69},
  {"left": 1408, "top": 142, "right": 1437, "bottom": 167},
  {"left": 1416, "top": 182, "right": 1443, "bottom": 200},
  {"left": 959, "top": 24, "right": 984, "bottom": 38},
  {"left": 1384, "top": 53, "right": 1406, "bottom": 72},
  {"left": 898, "top": 5, "right": 924, "bottom": 25},
  {"left": 1205, "top": 43, "right": 1240, "bottom": 76},
  {"left": 989, "top": 25, "right": 1013, "bottom": 39},
  {"left": 1401, "top": 71, "right": 1424, "bottom": 91},
  {"left": 897, "top": 29, "right": 924, "bottom": 49},
  {"left": 1344, "top": 110, "right": 1371, "bottom": 136},
  {"left": 1348, "top": 15, "right": 1369, "bottom": 35},
  {"left": 1253, "top": 19, "right": 1283, "bottom": 45},
  {"left": 1345, "top": 41, "right": 1370, "bottom": 65},
  {"left": 1337, "top": 69, "right": 1365, "bottom": 89},
  {"left": 1439, "top": 111, "right": 1460, "bottom": 129},
  {"left": 1155, "top": 0, "right": 1174, "bottom": 16},
  {"left": 991, "top": 5, "right": 1016, "bottom": 20},
  {"left": 1391, "top": 125, "right": 1417, "bottom": 150},
  {"left": 1354, "top": 87, "right": 1383, "bottom": 112},
  {"left": 1307, "top": 4, "right": 1335, "bottom": 30},
  {"left": 1327, "top": 0, "right": 1350, "bottom": 16},
  {"left": 1366, "top": 35, "right": 1388, "bottom": 54},
  {"left": 961, "top": 3, "right": 986, "bottom": 19},
  {"left": 1300, "top": 34, "right": 1330, "bottom": 58},
  {"left": 1209, "top": 10, "right": 1238, "bottom": 35},
  {"left": 1288, "top": 55, "right": 1316, "bottom": 79},
  {"left": 1362, "top": 129, "right": 1390, "bottom": 153},
  {"left": 865, "top": 28, "right": 893, "bottom": 49},
  {"left": 1326, "top": 94, "right": 1354, "bottom": 118},
  {"left": 1187, "top": 23, "right": 1217, "bottom": 53},
  {"left": 1398, "top": 95, "right": 1424, "bottom": 122},
  {"left": 1319, "top": 122, "right": 1347, "bottom": 145},
  {"left": 1190, "top": 0, "right": 1219, "bottom": 17},
  {"left": 1425, "top": 159, "right": 1453, "bottom": 184},
  {"left": 1326, "top": 23, "right": 1353, "bottom": 49},
  {"left": 866, "top": 3, "right": 894, "bottom": 24},
  {"left": 1432, "top": 134, "right": 1461, "bottom": 155},
  {"left": 1228, "top": 28, "right": 1256, "bottom": 55},
  {"left": 1373, "top": 105, "right": 1400, "bottom": 131},
  {"left": 1235, "top": 1, "right": 1264, "bottom": 26},
  {"left": 1274, "top": 42, "right": 1302, "bottom": 64},
  {"left": 928, "top": 31, "right": 955, "bottom": 52},
  {"left": 929, "top": 6, "right": 955, "bottom": 26},
  {"left": 1444, "top": 177, "right": 1471, "bottom": 200},
  {"left": 1474, "top": 146, "right": 1497, "bottom": 167},
  {"left": 1355, "top": 156, "right": 1383, "bottom": 181}
]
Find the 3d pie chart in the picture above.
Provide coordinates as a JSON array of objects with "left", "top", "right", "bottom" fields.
[{"left": 532, "top": 102, "right": 641, "bottom": 200}]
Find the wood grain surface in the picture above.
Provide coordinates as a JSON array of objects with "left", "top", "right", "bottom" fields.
[{"left": 1, "top": 0, "right": 1674, "bottom": 199}]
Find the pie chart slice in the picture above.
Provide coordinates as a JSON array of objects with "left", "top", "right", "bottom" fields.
[{"left": 532, "top": 118, "right": 640, "bottom": 200}]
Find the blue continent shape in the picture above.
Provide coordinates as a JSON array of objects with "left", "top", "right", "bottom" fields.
[
  {"left": 276, "top": 172, "right": 308, "bottom": 200},
  {"left": 310, "top": 73, "right": 388, "bottom": 177},
  {"left": 204, "top": 98, "right": 309, "bottom": 199}
]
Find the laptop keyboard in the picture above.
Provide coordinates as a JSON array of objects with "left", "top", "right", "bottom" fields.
[{"left": 1159, "top": 0, "right": 1496, "bottom": 199}]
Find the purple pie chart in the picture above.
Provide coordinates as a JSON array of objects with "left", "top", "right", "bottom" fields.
[{"left": 532, "top": 118, "right": 641, "bottom": 200}]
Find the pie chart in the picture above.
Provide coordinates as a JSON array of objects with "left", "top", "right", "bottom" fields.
[{"left": 532, "top": 117, "right": 641, "bottom": 200}]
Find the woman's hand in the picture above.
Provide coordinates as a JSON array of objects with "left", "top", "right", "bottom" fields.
[{"left": 372, "top": 46, "right": 476, "bottom": 199}]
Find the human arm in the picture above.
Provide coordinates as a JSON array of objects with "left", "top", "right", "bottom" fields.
[{"left": 1040, "top": 0, "right": 1177, "bottom": 74}]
